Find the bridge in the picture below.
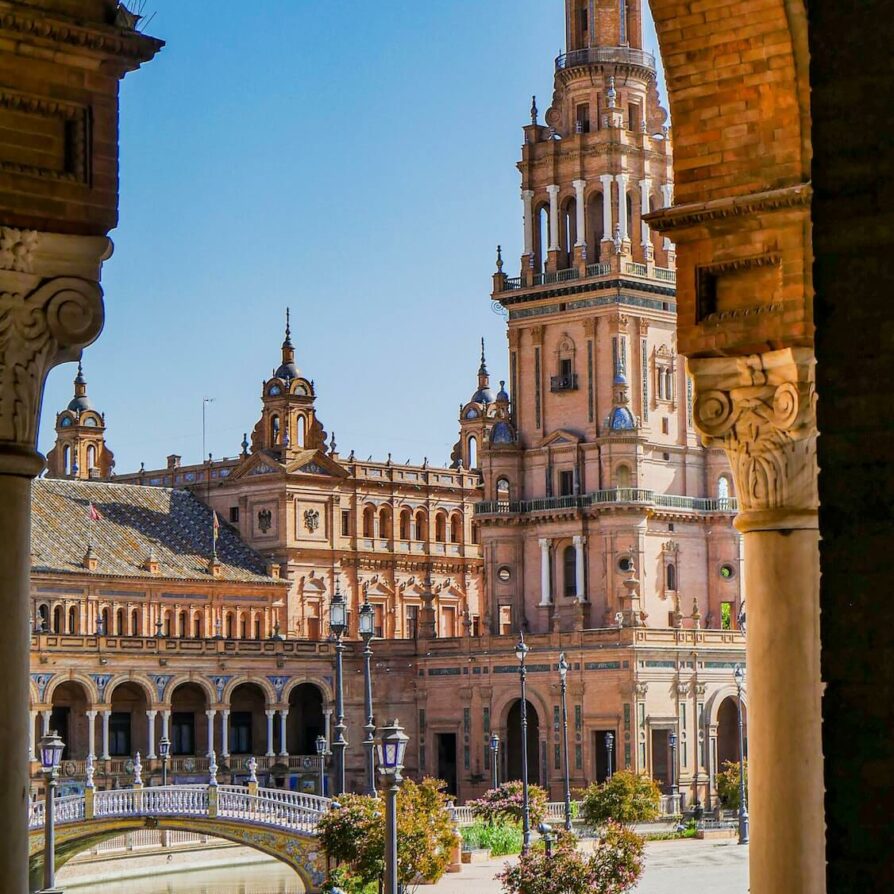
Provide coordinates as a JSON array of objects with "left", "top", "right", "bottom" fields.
[{"left": 28, "top": 781, "right": 331, "bottom": 892}]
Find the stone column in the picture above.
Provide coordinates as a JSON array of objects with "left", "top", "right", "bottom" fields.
[
  {"left": 100, "top": 710, "right": 111, "bottom": 760},
  {"left": 690, "top": 347, "right": 824, "bottom": 894},
  {"left": 161, "top": 710, "right": 171, "bottom": 742},
  {"left": 546, "top": 185, "right": 561, "bottom": 251},
  {"left": 616, "top": 174, "right": 629, "bottom": 241},
  {"left": 205, "top": 710, "right": 216, "bottom": 758},
  {"left": 522, "top": 189, "right": 535, "bottom": 258},
  {"left": 660, "top": 185, "right": 674, "bottom": 251},
  {"left": 572, "top": 179, "right": 587, "bottom": 247},
  {"left": 40, "top": 709, "right": 51, "bottom": 736},
  {"left": 539, "top": 538, "right": 552, "bottom": 605},
  {"left": 85, "top": 710, "right": 97, "bottom": 761},
  {"left": 146, "top": 710, "right": 157, "bottom": 759},
  {"left": 599, "top": 174, "right": 614, "bottom": 242},
  {"left": 278, "top": 709, "right": 289, "bottom": 758},
  {"left": 639, "top": 179, "right": 652, "bottom": 255},
  {"left": 220, "top": 710, "right": 230, "bottom": 759},
  {"left": 324, "top": 708, "right": 332, "bottom": 745},
  {"left": 265, "top": 710, "right": 276, "bottom": 758},
  {"left": 28, "top": 711, "right": 36, "bottom": 762},
  {"left": 573, "top": 535, "right": 587, "bottom": 600}
]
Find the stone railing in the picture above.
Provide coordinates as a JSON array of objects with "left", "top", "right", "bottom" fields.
[
  {"left": 556, "top": 46, "right": 656, "bottom": 71},
  {"left": 454, "top": 797, "right": 680, "bottom": 827}
]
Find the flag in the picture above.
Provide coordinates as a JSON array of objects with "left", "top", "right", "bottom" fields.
[{"left": 88, "top": 502, "right": 102, "bottom": 521}]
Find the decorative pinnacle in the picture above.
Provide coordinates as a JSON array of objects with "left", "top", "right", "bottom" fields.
[
  {"left": 479, "top": 338, "right": 487, "bottom": 374},
  {"left": 283, "top": 307, "right": 293, "bottom": 349},
  {"left": 531, "top": 95, "right": 538, "bottom": 125},
  {"left": 496, "top": 244, "right": 504, "bottom": 272}
]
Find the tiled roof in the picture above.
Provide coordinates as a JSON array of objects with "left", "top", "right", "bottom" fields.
[{"left": 32, "top": 479, "right": 278, "bottom": 584}]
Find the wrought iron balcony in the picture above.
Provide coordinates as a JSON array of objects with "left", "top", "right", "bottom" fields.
[
  {"left": 550, "top": 373, "right": 579, "bottom": 392},
  {"left": 556, "top": 46, "right": 656, "bottom": 72}
]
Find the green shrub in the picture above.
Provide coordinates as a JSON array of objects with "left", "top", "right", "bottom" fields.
[
  {"left": 578, "top": 770, "right": 661, "bottom": 828},
  {"left": 462, "top": 819, "right": 525, "bottom": 856},
  {"left": 467, "top": 781, "right": 548, "bottom": 827},
  {"left": 716, "top": 759, "right": 748, "bottom": 811}
]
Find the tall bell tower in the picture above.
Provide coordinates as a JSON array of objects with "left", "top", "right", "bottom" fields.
[{"left": 477, "top": 1, "right": 739, "bottom": 637}]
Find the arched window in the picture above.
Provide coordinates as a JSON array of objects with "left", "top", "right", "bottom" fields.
[
  {"left": 468, "top": 435, "right": 478, "bottom": 470},
  {"left": 561, "top": 197, "right": 577, "bottom": 267},
  {"left": 239, "top": 613, "right": 247, "bottom": 639},
  {"left": 270, "top": 414, "right": 280, "bottom": 445},
  {"left": 254, "top": 617, "right": 262, "bottom": 639},
  {"left": 362, "top": 505, "right": 375, "bottom": 538},
  {"left": 496, "top": 477, "right": 511, "bottom": 502},
  {"left": 718, "top": 476, "right": 731, "bottom": 501},
  {"left": 434, "top": 513, "right": 446, "bottom": 542},
  {"left": 378, "top": 506, "right": 391, "bottom": 540},
  {"left": 86, "top": 444, "right": 96, "bottom": 469},
  {"left": 399, "top": 509, "right": 412, "bottom": 541},
  {"left": 471, "top": 522, "right": 479, "bottom": 545},
  {"left": 163, "top": 612, "right": 172, "bottom": 637},
  {"left": 193, "top": 616, "right": 202, "bottom": 639},
  {"left": 450, "top": 514, "right": 462, "bottom": 544},
  {"left": 63, "top": 445, "right": 71, "bottom": 475},
  {"left": 664, "top": 368, "right": 674, "bottom": 401},
  {"left": 536, "top": 204, "right": 550, "bottom": 272},
  {"left": 296, "top": 415, "right": 306, "bottom": 448},
  {"left": 666, "top": 563, "right": 677, "bottom": 591},
  {"left": 587, "top": 192, "right": 604, "bottom": 261},
  {"left": 615, "top": 465, "right": 631, "bottom": 488},
  {"left": 37, "top": 603, "right": 49, "bottom": 631},
  {"left": 101, "top": 607, "right": 111, "bottom": 636},
  {"left": 563, "top": 545, "right": 577, "bottom": 598},
  {"left": 179, "top": 610, "right": 188, "bottom": 638},
  {"left": 130, "top": 609, "right": 139, "bottom": 636},
  {"left": 115, "top": 608, "right": 124, "bottom": 636},
  {"left": 225, "top": 613, "right": 234, "bottom": 639},
  {"left": 414, "top": 510, "right": 427, "bottom": 541},
  {"left": 51, "top": 605, "right": 62, "bottom": 633},
  {"left": 68, "top": 606, "right": 78, "bottom": 634}
]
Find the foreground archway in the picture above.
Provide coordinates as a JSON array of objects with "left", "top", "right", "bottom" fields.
[{"left": 505, "top": 700, "right": 541, "bottom": 787}]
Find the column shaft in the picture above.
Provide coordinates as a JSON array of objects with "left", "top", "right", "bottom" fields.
[
  {"left": 547, "top": 185, "right": 561, "bottom": 251},
  {"left": 639, "top": 178, "right": 651, "bottom": 248},
  {"left": 539, "top": 539, "right": 552, "bottom": 605},
  {"left": 600, "top": 174, "right": 614, "bottom": 239},
  {"left": 573, "top": 179, "right": 587, "bottom": 247},
  {"left": 265, "top": 711, "right": 275, "bottom": 757},
  {"left": 146, "top": 710, "right": 157, "bottom": 759},
  {"left": 574, "top": 536, "right": 586, "bottom": 600},
  {"left": 522, "top": 190, "right": 535, "bottom": 257},
  {"left": 279, "top": 710, "right": 289, "bottom": 758},
  {"left": 616, "top": 175, "right": 629, "bottom": 240},
  {"left": 101, "top": 710, "right": 111, "bottom": 760},
  {"left": 28, "top": 711, "right": 36, "bottom": 762},
  {"left": 86, "top": 710, "right": 97, "bottom": 761},
  {"left": 41, "top": 710, "right": 51, "bottom": 735},
  {"left": 206, "top": 710, "right": 216, "bottom": 758},
  {"left": 221, "top": 710, "right": 230, "bottom": 758}
]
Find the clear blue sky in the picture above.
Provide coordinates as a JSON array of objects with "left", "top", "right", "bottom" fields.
[{"left": 39, "top": 1, "right": 664, "bottom": 472}]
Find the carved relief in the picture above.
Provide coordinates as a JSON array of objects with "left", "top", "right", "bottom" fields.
[
  {"left": 0, "top": 227, "right": 39, "bottom": 272},
  {"left": 690, "top": 348, "right": 817, "bottom": 515}
]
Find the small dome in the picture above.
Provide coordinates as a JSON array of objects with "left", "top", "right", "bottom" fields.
[
  {"left": 471, "top": 386, "right": 494, "bottom": 405},
  {"left": 496, "top": 380, "right": 510, "bottom": 402},
  {"left": 609, "top": 407, "right": 636, "bottom": 431},
  {"left": 274, "top": 361, "right": 299, "bottom": 381},
  {"left": 67, "top": 394, "right": 94, "bottom": 412}
]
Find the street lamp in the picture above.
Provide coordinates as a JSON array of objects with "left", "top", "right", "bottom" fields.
[
  {"left": 668, "top": 731, "right": 678, "bottom": 805},
  {"left": 329, "top": 577, "right": 348, "bottom": 795},
  {"left": 39, "top": 730, "right": 65, "bottom": 893},
  {"left": 489, "top": 732, "right": 500, "bottom": 789},
  {"left": 557, "top": 653, "right": 573, "bottom": 831},
  {"left": 377, "top": 719, "right": 409, "bottom": 894},
  {"left": 158, "top": 735, "right": 171, "bottom": 786},
  {"left": 734, "top": 664, "right": 749, "bottom": 845},
  {"left": 359, "top": 598, "right": 377, "bottom": 796},
  {"left": 515, "top": 636, "right": 532, "bottom": 853},
  {"left": 315, "top": 734, "right": 328, "bottom": 797},
  {"left": 606, "top": 731, "right": 615, "bottom": 780},
  {"left": 538, "top": 822, "right": 554, "bottom": 859}
]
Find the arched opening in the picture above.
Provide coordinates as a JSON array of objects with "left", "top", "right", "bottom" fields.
[
  {"left": 286, "top": 683, "right": 325, "bottom": 757},
  {"left": 496, "top": 477, "right": 511, "bottom": 502},
  {"left": 193, "top": 614, "right": 203, "bottom": 639},
  {"left": 717, "top": 475, "right": 731, "bottom": 502},
  {"left": 434, "top": 512, "right": 446, "bottom": 542},
  {"left": 101, "top": 607, "right": 111, "bottom": 636},
  {"left": 296, "top": 415, "right": 306, "bottom": 448},
  {"left": 178, "top": 610, "right": 188, "bottom": 638},
  {"left": 130, "top": 608, "right": 139, "bottom": 636},
  {"left": 37, "top": 603, "right": 49, "bottom": 632},
  {"left": 586, "top": 191, "right": 604, "bottom": 262},
  {"left": 108, "top": 681, "right": 150, "bottom": 759},
  {"left": 378, "top": 505, "right": 391, "bottom": 540},
  {"left": 162, "top": 610, "right": 172, "bottom": 637},
  {"left": 563, "top": 545, "right": 577, "bottom": 598},
  {"left": 239, "top": 612, "right": 248, "bottom": 639},
  {"left": 615, "top": 464, "right": 631, "bottom": 489},
  {"left": 625, "top": 191, "right": 634, "bottom": 242},
  {"left": 225, "top": 612, "right": 235, "bottom": 639},
  {"left": 50, "top": 681, "right": 90, "bottom": 760},
  {"left": 270, "top": 414, "right": 280, "bottom": 445},
  {"left": 52, "top": 604, "right": 63, "bottom": 634},
  {"left": 169, "top": 682, "right": 210, "bottom": 757},
  {"left": 362, "top": 505, "right": 375, "bottom": 538},
  {"left": 560, "top": 196, "right": 576, "bottom": 268},
  {"left": 666, "top": 563, "right": 677, "bottom": 591},
  {"left": 399, "top": 508, "right": 411, "bottom": 541},
  {"left": 468, "top": 435, "right": 478, "bottom": 469},
  {"left": 228, "top": 682, "right": 267, "bottom": 757},
  {"left": 450, "top": 514, "right": 462, "bottom": 544},
  {"left": 115, "top": 608, "right": 125, "bottom": 636},
  {"left": 86, "top": 444, "right": 96, "bottom": 470},
  {"left": 414, "top": 510, "right": 427, "bottom": 542},
  {"left": 62, "top": 445, "right": 71, "bottom": 475},
  {"left": 67, "top": 605, "right": 78, "bottom": 634},
  {"left": 254, "top": 616, "right": 262, "bottom": 640},
  {"left": 717, "top": 696, "right": 747, "bottom": 770},
  {"left": 506, "top": 699, "right": 541, "bottom": 786},
  {"left": 535, "top": 203, "right": 550, "bottom": 273}
]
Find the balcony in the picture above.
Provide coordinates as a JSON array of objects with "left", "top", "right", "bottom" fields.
[
  {"left": 474, "top": 488, "right": 739, "bottom": 516},
  {"left": 556, "top": 46, "right": 656, "bottom": 72},
  {"left": 550, "top": 373, "right": 579, "bottom": 392}
]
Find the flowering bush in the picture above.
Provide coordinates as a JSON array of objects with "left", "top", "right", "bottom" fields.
[
  {"left": 578, "top": 770, "right": 661, "bottom": 828},
  {"left": 467, "top": 781, "right": 548, "bottom": 827},
  {"left": 317, "top": 777, "right": 459, "bottom": 891},
  {"left": 497, "top": 825, "right": 644, "bottom": 894},
  {"left": 716, "top": 759, "right": 748, "bottom": 811}
]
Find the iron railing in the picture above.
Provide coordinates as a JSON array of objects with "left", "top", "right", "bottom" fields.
[
  {"left": 475, "top": 488, "right": 738, "bottom": 516},
  {"left": 556, "top": 46, "right": 656, "bottom": 71}
]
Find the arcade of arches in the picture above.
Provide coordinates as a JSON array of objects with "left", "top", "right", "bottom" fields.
[{"left": 0, "top": 2, "right": 891, "bottom": 893}]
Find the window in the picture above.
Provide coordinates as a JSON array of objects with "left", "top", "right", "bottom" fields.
[
  {"left": 414, "top": 511, "right": 427, "bottom": 541},
  {"left": 499, "top": 605, "right": 513, "bottom": 636},
  {"left": 130, "top": 609, "right": 139, "bottom": 636},
  {"left": 193, "top": 617, "right": 202, "bottom": 638},
  {"left": 406, "top": 606, "right": 418, "bottom": 639},
  {"left": 306, "top": 615, "right": 322, "bottom": 640},
  {"left": 115, "top": 608, "right": 124, "bottom": 636},
  {"left": 720, "top": 602, "right": 733, "bottom": 630},
  {"left": 109, "top": 712, "right": 131, "bottom": 757},
  {"left": 468, "top": 435, "right": 479, "bottom": 469},
  {"left": 254, "top": 618, "right": 262, "bottom": 639},
  {"left": 239, "top": 613, "right": 248, "bottom": 639},
  {"left": 225, "top": 614, "right": 234, "bottom": 638},
  {"left": 662, "top": 417, "right": 670, "bottom": 434},
  {"left": 718, "top": 476, "right": 731, "bottom": 503},
  {"left": 229, "top": 712, "right": 252, "bottom": 754},
  {"left": 720, "top": 563, "right": 736, "bottom": 580},
  {"left": 86, "top": 445, "right": 96, "bottom": 469},
  {"left": 615, "top": 465, "right": 631, "bottom": 488},
  {"left": 442, "top": 607, "right": 456, "bottom": 638},
  {"left": 618, "top": 555, "right": 633, "bottom": 573},
  {"left": 559, "top": 469, "right": 574, "bottom": 496},
  {"left": 296, "top": 415, "right": 306, "bottom": 448},
  {"left": 470, "top": 615, "right": 480, "bottom": 637},
  {"left": 628, "top": 101, "right": 642, "bottom": 131},
  {"left": 101, "top": 607, "right": 111, "bottom": 636},
  {"left": 496, "top": 478, "right": 510, "bottom": 501},
  {"left": 68, "top": 606, "right": 78, "bottom": 634},
  {"left": 53, "top": 605, "right": 63, "bottom": 633},
  {"left": 399, "top": 510, "right": 411, "bottom": 541},
  {"left": 666, "top": 563, "right": 677, "bottom": 591},
  {"left": 270, "top": 414, "right": 280, "bottom": 444},
  {"left": 363, "top": 505, "right": 375, "bottom": 538},
  {"left": 575, "top": 102, "right": 590, "bottom": 134},
  {"left": 172, "top": 712, "right": 195, "bottom": 755},
  {"left": 560, "top": 357, "right": 573, "bottom": 379},
  {"left": 379, "top": 507, "right": 391, "bottom": 539},
  {"left": 37, "top": 604, "right": 49, "bottom": 631},
  {"left": 229, "top": 506, "right": 240, "bottom": 524},
  {"left": 563, "top": 545, "right": 577, "bottom": 597},
  {"left": 63, "top": 445, "right": 71, "bottom": 475},
  {"left": 373, "top": 604, "right": 384, "bottom": 638},
  {"left": 341, "top": 510, "right": 350, "bottom": 536},
  {"left": 179, "top": 611, "right": 188, "bottom": 638},
  {"left": 450, "top": 514, "right": 462, "bottom": 543},
  {"left": 498, "top": 566, "right": 511, "bottom": 582},
  {"left": 434, "top": 514, "right": 446, "bottom": 542}
]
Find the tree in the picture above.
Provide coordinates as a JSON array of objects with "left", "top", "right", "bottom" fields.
[
  {"left": 716, "top": 759, "right": 748, "bottom": 811},
  {"left": 467, "top": 780, "right": 548, "bottom": 827},
  {"left": 497, "top": 825, "right": 645, "bottom": 894},
  {"left": 578, "top": 770, "right": 661, "bottom": 828},
  {"left": 317, "top": 778, "right": 459, "bottom": 892}
]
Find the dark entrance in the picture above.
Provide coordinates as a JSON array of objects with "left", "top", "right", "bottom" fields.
[
  {"left": 436, "top": 733, "right": 457, "bottom": 798},
  {"left": 506, "top": 699, "right": 540, "bottom": 785},
  {"left": 593, "top": 729, "right": 615, "bottom": 783},
  {"left": 717, "top": 696, "right": 745, "bottom": 769},
  {"left": 651, "top": 728, "right": 671, "bottom": 792}
]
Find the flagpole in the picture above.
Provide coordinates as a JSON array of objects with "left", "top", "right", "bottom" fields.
[{"left": 203, "top": 397, "right": 214, "bottom": 559}]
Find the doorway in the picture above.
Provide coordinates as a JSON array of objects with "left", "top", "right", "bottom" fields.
[
  {"left": 506, "top": 699, "right": 541, "bottom": 785},
  {"left": 592, "top": 729, "right": 615, "bottom": 783},
  {"left": 436, "top": 733, "right": 457, "bottom": 799},
  {"left": 651, "top": 728, "right": 671, "bottom": 792}
]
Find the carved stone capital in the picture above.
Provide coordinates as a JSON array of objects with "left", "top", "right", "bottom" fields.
[
  {"left": 0, "top": 231, "right": 109, "bottom": 475},
  {"left": 689, "top": 347, "right": 817, "bottom": 529}
]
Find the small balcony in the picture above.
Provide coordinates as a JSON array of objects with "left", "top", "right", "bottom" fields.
[
  {"left": 555, "top": 46, "right": 656, "bottom": 72},
  {"left": 550, "top": 373, "right": 579, "bottom": 392}
]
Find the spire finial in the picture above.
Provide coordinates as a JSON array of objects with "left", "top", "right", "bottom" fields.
[
  {"left": 496, "top": 244, "right": 503, "bottom": 272},
  {"left": 531, "top": 95, "right": 538, "bottom": 125},
  {"left": 283, "top": 307, "right": 293, "bottom": 349}
]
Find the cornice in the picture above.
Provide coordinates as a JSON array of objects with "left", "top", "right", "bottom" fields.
[{"left": 644, "top": 183, "right": 811, "bottom": 234}]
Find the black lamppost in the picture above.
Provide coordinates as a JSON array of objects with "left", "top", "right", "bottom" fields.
[
  {"left": 158, "top": 735, "right": 171, "bottom": 786},
  {"left": 315, "top": 734, "right": 328, "bottom": 796},
  {"left": 669, "top": 731, "right": 678, "bottom": 804},
  {"left": 734, "top": 664, "right": 749, "bottom": 845},
  {"left": 359, "top": 599, "right": 377, "bottom": 796},
  {"left": 538, "top": 822, "right": 554, "bottom": 858},
  {"left": 489, "top": 732, "right": 500, "bottom": 789},
  {"left": 515, "top": 636, "right": 532, "bottom": 853},
  {"left": 557, "top": 653, "right": 573, "bottom": 831},
  {"left": 38, "top": 730, "right": 65, "bottom": 894},
  {"left": 377, "top": 719, "right": 409, "bottom": 894},
  {"left": 329, "top": 578, "right": 348, "bottom": 795},
  {"left": 606, "top": 731, "right": 615, "bottom": 780}
]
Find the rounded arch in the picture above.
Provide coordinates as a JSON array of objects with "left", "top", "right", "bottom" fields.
[
  {"left": 534, "top": 201, "right": 550, "bottom": 272},
  {"left": 467, "top": 435, "right": 479, "bottom": 469},
  {"left": 67, "top": 605, "right": 78, "bottom": 634},
  {"left": 717, "top": 694, "right": 748, "bottom": 770},
  {"left": 44, "top": 673, "right": 98, "bottom": 707},
  {"left": 560, "top": 194, "right": 577, "bottom": 266},
  {"left": 433, "top": 511, "right": 447, "bottom": 543},
  {"left": 413, "top": 508, "right": 428, "bottom": 541},
  {"left": 614, "top": 463, "right": 632, "bottom": 488},
  {"left": 105, "top": 674, "right": 155, "bottom": 707},
  {"left": 164, "top": 674, "right": 217, "bottom": 708},
  {"left": 706, "top": 684, "right": 748, "bottom": 727},
  {"left": 377, "top": 504, "right": 392, "bottom": 537},
  {"left": 286, "top": 682, "right": 326, "bottom": 756},
  {"left": 398, "top": 506, "right": 412, "bottom": 541},
  {"left": 296, "top": 414, "right": 307, "bottom": 448},
  {"left": 281, "top": 676, "right": 333, "bottom": 707},
  {"left": 504, "top": 698, "right": 542, "bottom": 786},
  {"left": 222, "top": 675, "right": 277, "bottom": 706},
  {"left": 362, "top": 503, "right": 376, "bottom": 538}
]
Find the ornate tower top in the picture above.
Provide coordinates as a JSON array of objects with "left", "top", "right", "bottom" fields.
[{"left": 565, "top": 0, "right": 644, "bottom": 52}]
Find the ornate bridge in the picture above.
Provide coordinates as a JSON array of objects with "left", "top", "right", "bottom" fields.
[{"left": 28, "top": 782, "right": 331, "bottom": 892}]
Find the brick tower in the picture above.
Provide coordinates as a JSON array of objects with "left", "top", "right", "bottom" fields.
[{"left": 478, "top": 0, "right": 741, "bottom": 636}]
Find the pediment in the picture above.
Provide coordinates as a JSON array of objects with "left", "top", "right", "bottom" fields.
[
  {"left": 285, "top": 450, "right": 349, "bottom": 479},
  {"left": 228, "top": 451, "right": 288, "bottom": 480},
  {"left": 538, "top": 429, "right": 582, "bottom": 448}
]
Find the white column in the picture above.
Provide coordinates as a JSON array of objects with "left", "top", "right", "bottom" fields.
[
  {"left": 40, "top": 709, "right": 51, "bottom": 736},
  {"left": 539, "top": 538, "right": 552, "bottom": 605},
  {"left": 220, "top": 709, "right": 230, "bottom": 759},
  {"left": 522, "top": 189, "right": 535, "bottom": 257},
  {"left": 599, "top": 174, "right": 614, "bottom": 240},
  {"left": 661, "top": 184, "right": 674, "bottom": 251},
  {"left": 205, "top": 709, "right": 216, "bottom": 758},
  {"left": 85, "top": 710, "right": 96, "bottom": 761},
  {"left": 573, "top": 535, "right": 587, "bottom": 601},
  {"left": 278, "top": 709, "right": 289, "bottom": 758},
  {"left": 324, "top": 708, "right": 332, "bottom": 745},
  {"left": 639, "top": 178, "right": 652, "bottom": 248},
  {"left": 28, "top": 711, "right": 36, "bottom": 761},
  {"left": 616, "top": 174, "right": 629, "bottom": 240},
  {"left": 572, "top": 179, "right": 587, "bottom": 247},
  {"left": 100, "top": 710, "right": 111, "bottom": 760},
  {"left": 161, "top": 709, "right": 170, "bottom": 742},
  {"left": 146, "top": 710, "right": 157, "bottom": 759},
  {"left": 547, "top": 184, "right": 561, "bottom": 251},
  {"left": 265, "top": 710, "right": 276, "bottom": 758}
]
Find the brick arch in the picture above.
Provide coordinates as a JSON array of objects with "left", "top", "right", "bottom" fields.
[
  {"left": 222, "top": 675, "right": 277, "bottom": 707},
  {"left": 705, "top": 684, "right": 747, "bottom": 726},
  {"left": 44, "top": 673, "right": 99, "bottom": 707},
  {"left": 164, "top": 674, "right": 216, "bottom": 708},
  {"left": 281, "top": 677, "right": 332, "bottom": 707},
  {"left": 105, "top": 674, "right": 155, "bottom": 707}
]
